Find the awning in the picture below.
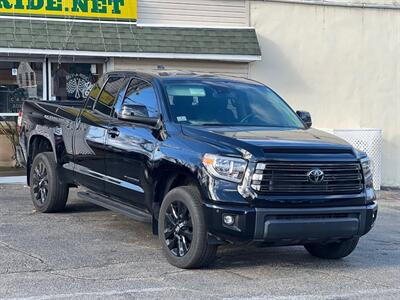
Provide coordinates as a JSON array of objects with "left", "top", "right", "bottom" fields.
[{"left": 0, "top": 18, "right": 261, "bottom": 62}]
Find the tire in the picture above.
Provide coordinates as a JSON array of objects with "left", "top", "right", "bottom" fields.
[
  {"left": 158, "top": 186, "right": 217, "bottom": 269},
  {"left": 30, "top": 152, "right": 69, "bottom": 213},
  {"left": 304, "top": 237, "right": 359, "bottom": 259}
]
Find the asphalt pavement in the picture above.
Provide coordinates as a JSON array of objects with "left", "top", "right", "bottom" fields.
[{"left": 0, "top": 185, "right": 399, "bottom": 299}]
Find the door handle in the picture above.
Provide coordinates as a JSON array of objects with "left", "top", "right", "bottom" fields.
[{"left": 107, "top": 128, "right": 120, "bottom": 138}]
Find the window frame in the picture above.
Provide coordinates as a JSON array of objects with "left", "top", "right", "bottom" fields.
[
  {"left": 78, "top": 74, "right": 108, "bottom": 121},
  {"left": 114, "top": 76, "right": 162, "bottom": 120},
  {"left": 0, "top": 59, "right": 45, "bottom": 116},
  {"left": 92, "top": 76, "right": 128, "bottom": 117}
]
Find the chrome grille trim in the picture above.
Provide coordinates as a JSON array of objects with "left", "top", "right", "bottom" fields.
[{"left": 252, "top": 162, "right": 363, "bottom": 195}]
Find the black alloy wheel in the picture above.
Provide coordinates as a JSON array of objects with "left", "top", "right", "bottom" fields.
[
  {"left": 164, "top": 200, "right": 193, "bottom": 257},
  {"left": 158, "top": 186, "right": 217, "bottom": 269},
  {"left": 32, "top": 161, "right": 49, "bottom": 206},
  {"left": 29, "top": 152, "right": 69, "bottom": 213}
]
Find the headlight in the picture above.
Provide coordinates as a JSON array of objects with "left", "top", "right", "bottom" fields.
[
  {"left": 361, "top": 157, "right": 371, "bottom": 173},
  {"left": 202, "top": 154, "right": 247, "bottom": 183},
  {"left": 361, "top": 157, "right": 373, "bottom": 187}
]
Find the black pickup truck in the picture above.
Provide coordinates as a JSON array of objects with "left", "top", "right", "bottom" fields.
[{"left": 19, "top": 71, "right": 377, "bottom": 268}]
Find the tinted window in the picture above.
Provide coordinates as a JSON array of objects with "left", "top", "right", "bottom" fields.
[
  {"left": 94, "top": 77, "right": 126, "bottom": 116},
  {"left": 123, "top": 78, "right": 159, "bottom": 118},
  {"left": 165, "top": 80, "right": 304, "bottom": 128},
  {"left": 85, "top": 75, "right": 106, "bottom": 110}
]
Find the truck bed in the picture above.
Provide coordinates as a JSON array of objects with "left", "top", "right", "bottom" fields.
[{"left": 21, "top": 100, "right": 84, "bottom": 122}]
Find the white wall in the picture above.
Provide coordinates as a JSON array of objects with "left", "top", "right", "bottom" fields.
[
  {"left": 249, "top": 1, "right": 400, "bottom": 186},
  {"left": 137, "top": 0, "right": 249, "bottom": 27}
]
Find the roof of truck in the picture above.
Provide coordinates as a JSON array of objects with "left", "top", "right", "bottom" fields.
[{"left": 104, "top": 70, "right": 261, "bottom": 85}]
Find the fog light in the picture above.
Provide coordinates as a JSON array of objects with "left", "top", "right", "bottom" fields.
[{"left": 223, "top": 215, "right": 235, "bottom": 226}]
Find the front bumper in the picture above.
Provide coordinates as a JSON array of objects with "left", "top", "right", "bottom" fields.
[{"left": 204, "top": 202, "right": 378, "bottom": 245}]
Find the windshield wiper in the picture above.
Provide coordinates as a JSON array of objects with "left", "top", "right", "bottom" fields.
[
  {"left": 200, "top": 123, "right": 256, "bottom": 127},
  {"left": 200, "top": 123, "right": 229, "bottom": 126},
  {"left": 197, "top": 123, "right": 303, "bottom": 128}
]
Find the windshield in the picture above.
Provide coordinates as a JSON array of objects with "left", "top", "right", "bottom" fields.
[{"left": 164, "top": 79, "right": 304, "bottom": 128}]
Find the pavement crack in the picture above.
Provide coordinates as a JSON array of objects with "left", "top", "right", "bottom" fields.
[
  {"left": 158, "top": 269, "right": 188, "bottom": 278},
  {"left": 368, "top": 238, "right": 400, "bottom": 246},
  {"left": 0, "top": 260, "right": 153, "bottom": 278},
  {"left": 0, "top": 269, "right": 47, "bottom": 276},
  {"left": 0, "top": 241, "right": 47, "bottom": 265},
  {"left": 2, "top": 261, "right": 185, "bottom": 282},
  {"left": 311, "top": 268, "right": 395, "bottom": 290},
  {"left": 48, "top": 271, "right": 107, "bottom": 282},
  {"left": 223, "top": 269, "right": 254, "bottom": 280}
]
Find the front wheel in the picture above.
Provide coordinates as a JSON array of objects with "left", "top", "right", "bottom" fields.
[
  {"left": 304, "top": 237, "right": 359, "bottom": 259},
  {"left": 30, "top": 152, "right": 69, "bottom": 213},
  {"left": 158, "top": 186, "right": 217, "bottom": 269}
]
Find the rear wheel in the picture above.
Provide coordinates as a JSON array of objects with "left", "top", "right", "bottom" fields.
[
  {"left": 30, "top": 152, "right": 69, "bottom": 213},
  {"left": 304, "top": 237, "right": 359, "bottom": 259},
  {"left": 158, "top": 186, "right": 217, "bottom": 269}
]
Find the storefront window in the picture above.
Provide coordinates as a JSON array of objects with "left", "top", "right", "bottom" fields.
[
  {"left": 0, "top": 61, "right": 43, "bottom": 113},
  {"left": 51, "top": 63, "right": 103, "bottom": 101}
]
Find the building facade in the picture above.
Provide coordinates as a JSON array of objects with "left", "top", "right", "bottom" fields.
[{"left": 0, "top": 0, "right": 260, "bottom": 168}]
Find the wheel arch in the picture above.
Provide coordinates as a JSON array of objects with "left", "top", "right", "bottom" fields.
[
  {"left": 151, "top": 163, "right": 203, "bottom": 235},
  {"left": 27, "top": 135, "right": 55, "bottom": 185}
]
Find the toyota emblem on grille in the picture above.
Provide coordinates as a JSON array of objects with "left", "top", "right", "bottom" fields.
[{"left": 307, "top": 168, "right": 325, "bottom": 184}]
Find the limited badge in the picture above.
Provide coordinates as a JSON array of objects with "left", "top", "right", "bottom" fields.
[
  {"left": 177, "top": 116, "right": 187, "bottom": 122},
  {"left": 176, "top": 116, "right": 187, "bottom": 122}
]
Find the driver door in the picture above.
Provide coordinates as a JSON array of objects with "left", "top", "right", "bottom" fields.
[{"left": 104, "top": 77, "right": 161, "bottom": 210}]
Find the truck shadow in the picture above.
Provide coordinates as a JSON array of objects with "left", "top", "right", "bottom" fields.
[
  {"left": 213, "top": 245, "right": 337, "bottom": 269},
  {"left": 210, "top": 239, "right": 399, "bottom": 271},
  {"left": 62, "top": 201, "right": 108, "bottom": 214}
]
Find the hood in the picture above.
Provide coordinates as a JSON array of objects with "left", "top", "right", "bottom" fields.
[{"left": 181, "top": 125, "right": 355, "bottom": 156}]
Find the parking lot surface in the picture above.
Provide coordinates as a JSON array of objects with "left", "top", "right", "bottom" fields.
[{"left": 0, "top": 185, "right": 399, "bottom": 300}]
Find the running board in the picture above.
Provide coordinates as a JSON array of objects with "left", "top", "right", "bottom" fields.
[{"left": 77, "top": 191, "right": 152, "bottom": 223}]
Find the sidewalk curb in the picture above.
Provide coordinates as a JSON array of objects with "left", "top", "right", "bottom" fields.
[{"left": 0, "top": 176, "right": 27, "bottom": 184}]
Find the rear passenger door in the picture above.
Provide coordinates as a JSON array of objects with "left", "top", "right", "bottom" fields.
[
  {"left": 73, "top": 76, "right": 127, "bottom": 194},
  {"left": 104, "top": 77, "right": 160, "bottom": 210}
]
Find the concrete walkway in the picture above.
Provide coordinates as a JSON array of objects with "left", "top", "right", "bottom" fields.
[{"left": 0, "top": 176, "right": 26, "bottom": 184}]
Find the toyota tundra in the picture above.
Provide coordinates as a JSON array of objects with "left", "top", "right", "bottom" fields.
[{"left": 19, "top": 71, "right": 378, "bottom": 268}]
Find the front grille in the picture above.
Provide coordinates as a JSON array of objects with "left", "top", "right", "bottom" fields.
[{"left": 251, "top": 162, "right": 363, "bottom": 195}]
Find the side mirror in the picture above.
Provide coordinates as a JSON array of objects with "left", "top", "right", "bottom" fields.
[
  {"left": 118, "top": 105, "right": 161, "bottom": 128},
  {"left": 296, "top": 110, "right": 312, "bottom": 128}
]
